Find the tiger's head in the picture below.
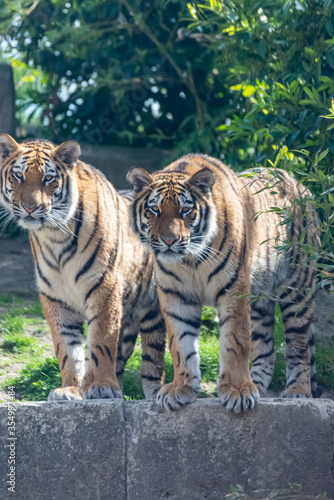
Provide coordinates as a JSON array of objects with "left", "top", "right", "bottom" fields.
[
  {"left": 127, "top": 166, "right": 217, "bottom": 263},
  {"left": 0, "top": 134, "right": 80, "bottom": 231}
]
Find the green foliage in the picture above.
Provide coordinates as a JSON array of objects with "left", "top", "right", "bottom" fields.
[
  {"left": 189, "top": 0, "right": 334, "bottom": 169},
  {"left": 2, "top": 0, "right": 334, "bottom": 166},
  {"left": 1, "top": 0, "right": 220, "bottom": 153}
]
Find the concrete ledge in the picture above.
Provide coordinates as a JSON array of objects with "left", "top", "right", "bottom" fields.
[{"left": 1, "top": 399, "right": 333, "bottom": 499}]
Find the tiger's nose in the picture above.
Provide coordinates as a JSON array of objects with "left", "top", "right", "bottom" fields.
[
  {"left": 162, "top": 237, "right": 177, "bottom": 246},
  {"left": 23, "top": 205, "right": 38, "bottom": 214}
]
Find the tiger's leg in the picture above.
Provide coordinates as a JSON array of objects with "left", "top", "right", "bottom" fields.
[
  {"left": 116, "top": 319, "right": 139, "bottom": 391},
  {"left": 81, "top": 290, "right": 123, "bottom": 399},
  {"left": 250, "top": 299, "right": 276, "bottom": 396},
  {"left": 309, "top": 324, "right": 321, "bottom": 397},
  {"left": 156, "top": 294, "right": 202, "bottom": 411},
  {"left": 216, "top": 281, "right": 260, "bottom": 413},
  {"left": 139, "top": 305, "right": 166, "bottom": 399},
  {"left": 40, "top": 295, "right": 85, "bottom": 401},
  {"left": 279, "top": 287, "right": 314, "bottom": 398}
]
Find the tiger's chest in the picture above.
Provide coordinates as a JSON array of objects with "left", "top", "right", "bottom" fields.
[{"left": 31, "top": 234, "right": 104, "bottom": 316}]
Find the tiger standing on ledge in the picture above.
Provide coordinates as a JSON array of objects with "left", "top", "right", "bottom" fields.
[
  {"left": 127, "top": 154, "right": 318, "bottom": 413},
  {"left": 0, "top": 134, "right": 165, "bottom": 401}
]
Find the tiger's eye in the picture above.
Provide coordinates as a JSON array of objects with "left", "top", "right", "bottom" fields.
[
  {"left": 44, "top": 174, "right": 53, "bottom": 182},
  {"left": 181, "top": 206, "right": 191, "bottom": 214},
  {"left": 151, "top": 205, "right": 159, "bottom": 212},
  {"left": 15, "top": 172, "right": 23, "bottom": 179}
]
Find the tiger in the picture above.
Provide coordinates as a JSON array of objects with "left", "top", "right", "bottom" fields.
[
  {"left": 0, "top": 134, "right": 166, "bottom": 401},
  {"left": 127, "top": 153, "right": 319, "bottom": 413}
]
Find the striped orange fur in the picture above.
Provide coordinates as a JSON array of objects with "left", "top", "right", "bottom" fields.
[
  {"left": 127, "top": 153, "right": 319, "bottom": 412},
  {"left": 0, "top": 134, "right": 165, "bottom": 401}
]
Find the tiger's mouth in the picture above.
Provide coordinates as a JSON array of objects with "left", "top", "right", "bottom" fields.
[
  {"left": 156, "top": 250, "right": 185, "bottom": 262},
  {"left": 17, "top": 215, "right": 45, "bottom": 230},
  {"left": 153, "top": 244, "right": 188, "bottom": 263}
]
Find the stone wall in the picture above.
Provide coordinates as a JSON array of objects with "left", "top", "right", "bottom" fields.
[
  {"left": 0, "top": 399, "right": 333, "bottom": 499},
  {"left": 0, "top": 64, "right": 15, "bottom": 137},
  {"left": 80, "top": 144, "right": 173, "bottom": 189}
]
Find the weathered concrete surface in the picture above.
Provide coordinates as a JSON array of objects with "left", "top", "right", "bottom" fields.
[
  {"left": 0, "top": 399, "right": 333, "bottom": 500},
  {"left": 0, "top": 64, "right": 15, "bottom": 136},
  {"left": 0, "top": 400, "right": 126, "bottom": 500},
  {"left": 126, "top": 399, "right": 334, "bottom": 500}
]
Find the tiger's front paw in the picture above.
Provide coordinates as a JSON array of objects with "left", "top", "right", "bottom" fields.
[
  {"left": 218, "top": 381, "right": 260, "bottom": 414},
  {"left": 156, "top": 382, "right": 199, "bottom": 411},
  {"left": 48, "top": 387, "right": 82, "bottom": 401},
  {"left": 81, "top": 383, "right": 122, "bottom": 400},
  {"left": 280, "top": 386, "right": 312, "bottom": 399}
]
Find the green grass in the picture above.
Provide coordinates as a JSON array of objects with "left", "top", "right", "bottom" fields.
[
  {"left": 1, "top": 294, "right": 334, "bottom": 402},
  {"left": 6, "top": 358, "right": 61, "bottom": 402},
  {"left": 2, "top": 332, "right": 44, "bottom": 354}
]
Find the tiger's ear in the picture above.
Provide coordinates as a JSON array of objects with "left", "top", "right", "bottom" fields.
[
  {"left": 55, "top": 140, "right": 81, "bottom": 167},
  {"left": 127, "top": 167, "right": 153, "bottom": 193},
  {"left": 0, "top": 134, "right": 20, "bottom": 167},
  {"left": 188, "top": 167, "right": 215, "bottom": 194}
]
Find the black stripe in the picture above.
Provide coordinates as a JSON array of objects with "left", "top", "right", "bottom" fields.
[
  {"left": 61, "top": 331, "right": 81, "bottom": 337},
  {"left": 142, "top": 354, "right": 155, "bottom": 363},
  {"left": 62, "top": 323, "right": 83, "bottom": 332},
  {"left": 62, "top": 355, "right": 68, "bottom": 369},
  {"left": 31, "top": 242, "right": 52, "bottom": 288},
  {"left": 104, "top": 345, "right": 113, "bottom": 362},
  {"left": 58, "top": 199, "right": 84, "bottom": 266},
  {"left": 141, "top": 309, "right": 159, "bottom": 323},
  {"left": 186, "top": 351, "right": 197, "bottom": 361},
  {"left": 159, "top": 285, "right": 199, "bottom": 306},
  {"left": 148, "top": 342, "right": 165, "bottom": 352},
  {"left": 233, "top": 334, "right": 245, "bottom": 354},
  {"left": 96, "top": 345, "right": 105, "bottom": 356},
  {"left": 123, "top": 334, "right": 138, "bottom": 344},
  {"left": 285, "top": 320, "right": 312, "bottom": 335},
  {"left": 80, "top": 180, "right": 100, "bottom": 253},
  {"left": 40, "top": 292, "right": 76, "bottom": 313},
  {"left": 141, "top": 318, "right": 165, "bottom": 334},
  {"left": 208, "top": 244, "right": 234, "bottom": 282},
  {"left": 87, "top": 315, "right": 98, "bottom": 326},
  {"left": 215, "top": 267, "right": 240, "bottom": 301},
  {"left": 33, "top": 234, "right": 58, "bottom": 271},
  {"left": 75, "top": 237, "right": 102, "bottom": 283},
  {"left": 166, "top": 312, "right": 201, "bottom": 329},
  {"left": 141, "top": 375, "right": 161, "bottom": 381},
  {"left": 252, "top": 347, "right": 275, "bottom": 365},
  {"left": 156, "top": 260, "right": 181, "bottom": 282},
  {"left": 91, "top": 351, "right": 99, "bottom": 366},
  {"left": 219, "top": 315, "right": 232, "bottom": 328},
  {"left": 180, "top": 331, "right": 198, "bottom": 340},
  {"left": 251, "top": 304, "right": 270, "bottom": 318}
]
